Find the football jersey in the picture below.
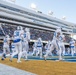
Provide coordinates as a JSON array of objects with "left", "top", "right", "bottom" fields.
[
  {"left": 13, "top": 30, "right": 24, "bottom": 43},
  {"left": 59, "top": 35, "right": 65, "bottom": 42},
  {"left": 11, "top": 43, "right": 15, "bottom": 49},
  {"left": 37, "top": 41, "right": 42, "bottom": 47},
  {"left": 70, "top": 40, "right": 75, "bottom": 48},
  {"left": 45, "top": 43, "right": 50, "bottom": 50},
  {"left": 23, "top": 32, "right": 27, "bottom": 41},
  {"left": 3, "top": 37, "right": 10, "bottom": 45}
]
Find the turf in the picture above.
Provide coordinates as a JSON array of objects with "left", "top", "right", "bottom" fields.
[{"left": 1, "top": 58, "right": 76, "bottom": 75}]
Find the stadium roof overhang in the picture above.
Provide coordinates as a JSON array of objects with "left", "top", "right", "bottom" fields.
[
  {"left": 0, "top": 11, "right": 71, "bottom": 35},
  {"left": 0, "top": 4, "right": 72, "bottom": 35}
]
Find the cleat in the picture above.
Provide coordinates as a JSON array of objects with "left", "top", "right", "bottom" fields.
[
  {"left": 3, "top": 54, "right": 6, "bottom": 58},
  {"left": 1, "top": 58, "right": 5, "bottom": 61},
  {"left": 25, "top": 59, "right": 28, "bottom": 61},
  {"left": 17, "top": 61, "right": 22, "bottom": 63},
  {"left": 9, "top": 59, "right": 12, "bottom": 62},
  {"left": 55, "top": 60, "right": 60, "bottom": 61},
  {"left": 44, "top": 55, "right": 46, "bottom": 61},
  {"left": 59, "top": 58, "right": 63, "bottom": 61}
]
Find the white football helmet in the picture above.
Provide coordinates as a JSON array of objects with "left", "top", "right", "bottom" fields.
[
  {"left": 38, "top": 37, "right": 42, "bottom": 42},
  {"left": 25, "top": 28, "right": 30, "bottom": 32},
  {"left": 17, "top": 26, "right": 23, "bottom": 30},
  {"left": 56, "top": 28, "right": 61, "bottom": 32},
  {"left": 56, "top": 27, "right": 62, "bottom": 35}
]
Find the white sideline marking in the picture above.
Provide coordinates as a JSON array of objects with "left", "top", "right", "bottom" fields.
[{"left": 0, "top": 63, "right": 37, "bottom": 75}]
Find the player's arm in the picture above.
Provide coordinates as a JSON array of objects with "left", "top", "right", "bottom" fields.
[
  {"left": 28, "top": 32, "right": 30, "bottom": 42},
  {"left": 7, "top": 38, "right": 10, "bottom": 45},
  {"left": 42, "top": 42, "right": 43, "bottom": 47},
  {"left": 26, "top": 32, "right": 30, "bottom": 42},
  {"left": 20, "top": 30, "right": 24, "bottom": 39},
  {"left": 63, "top": 35, "right": 66, "bottom": 42}
]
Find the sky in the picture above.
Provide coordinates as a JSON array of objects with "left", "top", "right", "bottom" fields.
[{"left": 10, "top": 0, "right": 76, "bottom": 23}]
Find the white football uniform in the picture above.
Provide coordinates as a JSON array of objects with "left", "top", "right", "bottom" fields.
[
  {"left": 36, "top": 40, "right": 43, "bottom": 58},
  {"left": 22, "top": 32, "right": 28, "bottom": 60},
  {"left": 1, "top": 36, "right": 10, "bottom": 60},
  {"left": 57, "top": 34, "right": 65, "bottom": 59},
  {"left": 70, "top": 40, "right": 75, "bottom": 57},
  {"left": 45, "top": 42, "right": 51, "bottom": 56},
  {"left": 32, "top": 42, "right": 37, "bottom": 55},
  {"left": 44, "top": 28, "right": 64, "bottom": 60},
  {"left": 11, "top": 29, "right": 24, "bottom": 62},
  {"left": 3, "top": 37, "right": 10, "bottom": 54}
]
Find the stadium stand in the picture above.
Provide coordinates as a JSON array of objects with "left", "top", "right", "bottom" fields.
[{"left": 0, "top": 24, "right": 71, "bottom": 43}]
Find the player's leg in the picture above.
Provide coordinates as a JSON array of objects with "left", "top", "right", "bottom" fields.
[
  {"left": 10, "top": 51, "right": 18, "bottom": 62},
  {"left": 32, "top": 48, "right": 36, "bottom": 55},
  {"left": 62, "top": 43, "right": 65, "bottom": 56},
  {"left": 44, "top": 44, "right": 54, "bottom": 60},
  {"left": 57, "top": 42, "right": 63, "bottom": 60},
  {"left": 22, "top": 44, "right": 28, "bottom": 60},
  {"left": 10, "top": 43, "right": 18, "bottom": 62},
  {"left": 58, "top": 47, "right": 63, "bottom": 60},
  {"left": 36, "top": 48, "right": 39, "bottom": 56},
  {"left": 74, "top": 46, "right": 76, "bottom": 53},
  {"left": 71, "top": 48, "right": 74, "bottom": 57},
  {"left": 55, "top": 41, "right": 63, "bottom": 60},
  {"left": 17, "top": 42, "right": 22, "bottom": 63},
  {"left": 1, "top": 47, "right": 6, "bottom": 60},
  {"left": 23, "top": 50, "right": 28, "bottom": 60},
  {"left": 6, "top": 45, "right": 11, "bottom": 58},
  {"left": 40, "top": 48, "right": 42, "bottom": 58}
]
